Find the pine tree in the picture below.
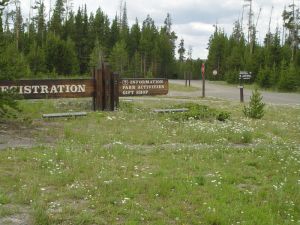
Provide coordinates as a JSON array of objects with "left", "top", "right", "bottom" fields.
[
  {"left": 129, "top": 51, "right": 141, "bottom": 78},
  {"left": 127, "top": 18, "right": 140, "bottom": 59},
  {"left": 50, "top": 0, "right": 65, "bottom": 36},
  {"left": 109, "top": 40, "right": 128, "bottom": 76},
  {"left": 12, "top": 0, "right": 24, "bottom": 50},
  {"left": 62, "top": 10, "right": 75, "bottom": 40},
  {"left": 178, "top": 39, "right": 186, "bottom": 62},
  {"left": 33, "top": 0, "right": 46, "bottom": 46},
  {"left": 243, "top": 89, "right": 265, "bottom": 119},
  {"left": 278, "top": 62, "right": 298, "bottom": 91},
  {"left": 120, "top": 2, "right": 129, "bottom": 42},
  {"left": 89, "top": 39, "right": 104, "bottom": 69},
  {"left": 178, "top": 39, "right": 186, "bottom": 78},
  {"left": 73, "top": 6, "right": 90, "bottom": 74},
  {"left": 90, "top": 8, "right": 110, "bottom": 53},
  {"left": 109, "top": 15, "right": 120, "bottom": 50},
  {"left": 27, "top": 41, "right": 46, "bottom": 75},
  {"left": 256, "top": 66, "right": 272, "bottom": 88},
  {"left": 140, "top": 15, "right": 157, "bottom": 77},
  {"left": 0, "top": 0, "right": 21, "bottom": 118},
  {"left": 45, "top": 33, "right": 78, "bottom": 75},
  {"left": 206, "top": 27, "right": 228, "bottom": 80},
  {"left": 282, "top": 3, "right": 300, "bottom": 61},
  {"left": 0, "top": 42, "right": 29, "bottom": 80}
]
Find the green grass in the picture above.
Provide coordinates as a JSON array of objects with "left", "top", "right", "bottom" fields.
[{"left": 0, "top": 98, "right": 299, "bottom": 224}]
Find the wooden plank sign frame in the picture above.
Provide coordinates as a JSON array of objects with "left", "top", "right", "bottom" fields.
[
  {"left": 0, "top": 79, "right": 94, "bottom": 99},
  {"left": 0, "top": 63, "right": 169, "bottom": 111}
]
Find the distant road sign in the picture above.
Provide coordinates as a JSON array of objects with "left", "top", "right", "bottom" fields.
[
  {"left": 213, "top": 70, "right": 218, "bottom": 76},
  {"left": 239, "top": 71, "right": 252, "bottom": 80},
  {"left": 201, "top": 63, "right": 205, "bottom": 77}
]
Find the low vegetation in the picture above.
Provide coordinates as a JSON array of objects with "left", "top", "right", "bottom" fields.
[
  {"left": 0, "top": 96, "right": 299, "bottom": 225},
  {"left": 166, "top": 103, "right": 231, "bottom": 122},
  {"left": 243, "top": 89, "right": 265, "bottom": 119}
]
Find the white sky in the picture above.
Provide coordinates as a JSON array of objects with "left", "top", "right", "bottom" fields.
[{"left": 17, "top": 0, "right": 299, "bottom": 59}]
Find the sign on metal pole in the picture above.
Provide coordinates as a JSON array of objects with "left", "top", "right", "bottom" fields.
[
  {"left": 239, "top": 71, "right": 252, "bottom": 80},
  {"left": 238, "top": 71, "right": 252, "bottom": 103}
]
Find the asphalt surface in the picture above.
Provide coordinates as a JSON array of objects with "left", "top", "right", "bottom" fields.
[{"left": 169, "top": 80, "right": 300, "bottom": 105}]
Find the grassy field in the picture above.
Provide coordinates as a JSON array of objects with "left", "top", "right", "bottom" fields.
[{"left": 0, "top": 93, "right": 300, "bottom": 224}]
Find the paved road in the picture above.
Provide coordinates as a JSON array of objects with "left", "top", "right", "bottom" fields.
[{"left": 169, "top": 80, "right": 300, "bottom": 105}]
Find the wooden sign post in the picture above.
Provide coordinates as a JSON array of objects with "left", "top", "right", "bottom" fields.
[{"left": 0, "top": 62, "right": 169, "bottom": 112}]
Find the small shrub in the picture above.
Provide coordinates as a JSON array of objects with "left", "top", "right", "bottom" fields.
[
  {"left": 243, "top": 89, "right": 265, "bottom": 119},
  {"left": 195, "top": 176, "right": 205, "bottom": 186},
  {"left": 241, "top": 130, "right": 253, "bottom": 143},
  {"left": 227, "top": 130, "right": 253, "bottom": 144},
  {"left": 170, "top": 103, "right": 216, "bottom": 121},
  {"left": 216, "top": 111, "right": 231, "bottom": 121},
  {"left": 167, "top": 103, "right": 230, "bottom": 122},
  {"left": 0, "top": 191, "right": 10, "bottom": 204}
]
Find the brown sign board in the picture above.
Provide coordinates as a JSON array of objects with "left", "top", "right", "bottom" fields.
[
  {"left": 0, "top": 79, "right": 94, "bottom": 99},
  {"left": 0, "top": 70, "right": 169, "bottom": 111},
  {"left": 119, "top": 78, "right": 168, "bottom": 96}
]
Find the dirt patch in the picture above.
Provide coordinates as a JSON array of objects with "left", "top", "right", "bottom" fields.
[
  {"left": 0, "top": 120, "right": 62, "bottom": 151},
  {"left": 0, "top": 213, "right": 33, "bottom": 225},
  {"left": 0, "top": 204, "right": 33, "bottom": 225}
]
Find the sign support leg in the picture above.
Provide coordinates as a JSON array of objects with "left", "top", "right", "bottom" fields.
[{"left": 240, "top": 86, "right": 244, "bottom": 103}]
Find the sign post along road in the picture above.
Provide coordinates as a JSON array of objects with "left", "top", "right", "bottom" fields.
[
  {"left": 238, "top": 71, "right": 252, "bottom": 102},
  {"left": 239, "top": 71, "right": 252, "bottom": 80}
]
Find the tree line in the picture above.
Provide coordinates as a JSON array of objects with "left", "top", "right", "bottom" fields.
[
  {"left": 0, "top": 0, "right": 197, "bottom": 80},
  {"left": 206, "top": 3, "right": 300, "bottom": 91}
]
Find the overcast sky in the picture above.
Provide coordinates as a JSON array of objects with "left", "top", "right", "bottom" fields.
[{"left": 19, "top": 0, "right": 298, "bottom": 59}]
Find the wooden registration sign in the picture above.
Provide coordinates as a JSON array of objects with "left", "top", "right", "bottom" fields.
[
  {"left": 119, "top": 78, "right": 168, "bottom": 96},
  {"left": 0, "top": 63, "right": 169, "bottom": 111},
  {"left": 0, "top": 79, "right": 94, "bottom": 99}
]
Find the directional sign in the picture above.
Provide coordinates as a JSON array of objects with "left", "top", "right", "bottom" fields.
[
  {"left": 239, "top": 71, "right": 252, "bottom": 80},
  {"left": 201, "top": 63, "right": 205, "bottom": 77}
]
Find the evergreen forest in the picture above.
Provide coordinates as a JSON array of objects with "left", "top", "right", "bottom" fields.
[
  {"left": 0, "top": 0, "right": 299, "bottom": 91},
  {"left": 206, "top": 3, "right": 300, "bottom": 91},
  {"left": 0, "top": 0, "right": 198, "bottom": 80}
]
